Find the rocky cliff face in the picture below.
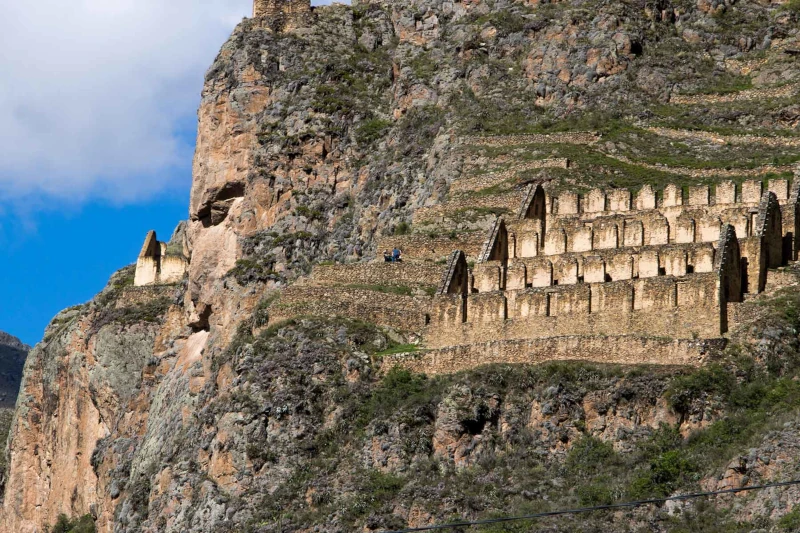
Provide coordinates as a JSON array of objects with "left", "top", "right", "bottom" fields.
[{"left": 2, "top": 0, "right": 800, "bottom": 531}]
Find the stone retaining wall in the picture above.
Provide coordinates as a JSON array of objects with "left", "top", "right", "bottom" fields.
[
  {"left": 376, "top": 233, "right": 486, "bottom": 262},
  {"left": 670, "top": 82, "right": 800, "bottom": 105},
  {"left": 270, "top": 286, "right": 430, "bottom": 331},
  {"left": 116, "top": 286, "right": 177, "bottom": 309},
  {"left": 461, "top": 132, "right": 600, "bottom": 147},
  {"left": 647, "top": 127, "right": 800, "bottom": 148},
  {"left": 606, "top": 154, "right": 795, "bottom": 178},
  {"left": 450, "top": 159, "right": 569, "bottom": 195},
  {"left": 305, "top": 262, "right": 442, "bottom": 288},
  {"left": 384, "top": 336, "right": 725, "bottom": 375},
  {"left": 413, "top": 191, "right": 520, "bottom": 225}
]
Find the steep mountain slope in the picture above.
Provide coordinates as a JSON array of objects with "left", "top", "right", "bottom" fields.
[{"left": 2, "top": 0, "right": 800, "bottom": 532}]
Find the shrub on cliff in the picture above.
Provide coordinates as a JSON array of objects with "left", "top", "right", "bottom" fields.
[{"left": 46, "top": 514, "right": 95, "bottom": 533}]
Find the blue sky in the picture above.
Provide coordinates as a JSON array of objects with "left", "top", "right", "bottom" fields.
[{"left": 0, "top": 0, "right": 345, "bottom": 346}]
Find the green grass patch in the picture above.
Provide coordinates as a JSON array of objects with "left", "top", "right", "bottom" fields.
[{"left": 375, "top": 344, "right": 420, "bottom": 357}]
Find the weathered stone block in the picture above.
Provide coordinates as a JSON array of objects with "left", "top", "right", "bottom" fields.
[
  {"left": 663, "top": 184, "right": 682, "bottom": 207},
  {"left": 608, "top": 254, "right": 633, "bottom": 281},
  {"left": 645, "top": 214, "right": 670, "bottom": 245},
  {"left": 692, "top": 246, "right": 715, "bottom": 273},
  {"left": 698, "top": 215, "right": 721, "bottom": 243},
  {"left": 663, "top": 249, "right": 688, "bottom": 276},
  {"left": 623, "top": 221, "right": 644, "bottom": 247},
  {"left": 506, "top": 262, "right": 527, "bottom": 291},
  {"left": 640, "top": 277, "right": 677, "bottom": 310},
  {"left": 517, "top": 231, "right": 539, "bottom": 258},
  {"left": 715, "top": 181, "right": 736, "bottom": 205},
  {"left": 584, "top": 189, "right": 606, "bottom": 213},
  {"left": 688, "top": 186, "right": 710, "bottom": 206},
  {"left": 608, "top": 189, "right": 631, "bottom": 212},
  {"left": 636, "top": 185, "right": 656, "bottom": 210},
  {"left": 570, "top": 226, "right": 593, "bottom": 252},
  {"left": 554, "top": 257, "right": 579, "bottom": 285},
  {"left": 593, "top": 222, "right": 619, "bottom": 250},
  {"left": 769, "top": 179, "right": 789, "bottom": 201},
  {"left": 558, "top": 191, "right": 579, "bottom": 215},
  {"left": 675, "top": 216, "right": 696, "bottom": 244},
  {"left": 474, "top": 262, "right": 503, "bottom": 292},
  {"left": 584, "top": 256, "right": 606, "bottom": 283},
  {"left": 545, "top": 229, "right": 567, "bottom": 255},
  {"left": 468, "top": 293, "right": 507, "bottom": 324},
  {"left": 639, "top": 250, "right": 660, "bottom": 278},
  {"left": 529, "top": 259, "right": 553, "bottom": 287},
  {"left": 742, "top": 180, "right": 763, "bottom": 203}
]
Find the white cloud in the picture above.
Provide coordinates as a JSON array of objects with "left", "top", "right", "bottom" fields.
[{"left": 0, "top": 0, "right": 345, "bottom": 204}]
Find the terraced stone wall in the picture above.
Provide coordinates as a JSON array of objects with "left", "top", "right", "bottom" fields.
[
  {"left": 386, "top": 336, "right": 726, "bottom": 375},
  {"left": 269, "top": 286, "right": 430, "bottom": 332},
  {"left": 427, "top": 273, "right": 724, "bottom": 348},
  {"left": 308, "top": 262, "right": 442, "bottom": 289},
  {"left": 376, "top": 233, "right": 485, "bottom": 262}
]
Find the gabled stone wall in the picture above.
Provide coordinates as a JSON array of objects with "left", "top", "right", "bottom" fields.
[
  {"left": 425, "top": 180, "right": 800, "bottom": 348},
  {"left": 134, "top": 231, "right": 189, "bottom": 287}
]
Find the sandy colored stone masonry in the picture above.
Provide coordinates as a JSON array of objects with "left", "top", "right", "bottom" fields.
[
  {"left": 115, "top": 286, "right": 176, "bottom": 309},
  {"left": 425, "top": 180, "right": 791, "bottom": 348},
  {"left": 449, "top": 159, "right": 570, "bottom": 195},
  {"left": 429, "top": 274, "right": 725, "bottom": 347},
  {"left": 376, "top": 232, "right": 485, "bottom": 262},
  {"left": 413, "top": 191, "right": 520, "bottom": 225},
  {"left": 646, "top": 127, "right": 800, "bottom": 148},
  {"left": 385, "top": 336, "right": 725, "bottom": 375},
  {"left": 300, "top": 262, "right": 442, "bottom": 289},
  {"left": 670, "top": 82, "right": 800, "bottom": 105},
  {"left": 134, "top": 231, "right": 188, "bottom": 287},
  {"left": 269, "top": 286, "right": 431, "bottom": 332},
  {"left": 605, "top": 153, "right": 795, "bottom": 178},
  {"left": 461, "top": 132, "right": 601, "bottom": 147}
]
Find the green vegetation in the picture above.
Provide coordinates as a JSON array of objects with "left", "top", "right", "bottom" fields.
[
  {"left": 375, "top": 343, "right": 420, "bottom": 357},
  {"left": 394, "top": 221, "right": 412, "bottom": 236},
  {"left": 357, "top": 367, "right": 447, "bottom": 427},
  {"left": 45, "top": 515, "right": 96, "bottom": 533},
  {"left": 294, "top": 205, "right": 323, "bottom": 221},
  {"left": 779, "top": 507, "right": 800, "bottom": 529},
  {"left": 115, "top": 298, "right": 173, "bottom": 325},
  {"left": 470, "top": 5, "right": 534, "bottom": 38},
  {"left": 784, "top": 0, "right": 800, "bottom": 12},
  {"left": 682, "top": 72, "right": 753, "bottom": 96},
  {"left": 356, "top": 118, "right": 392, "bottom": 145}
]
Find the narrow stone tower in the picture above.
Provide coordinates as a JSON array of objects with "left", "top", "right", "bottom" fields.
[{"left": 253, "top": 0, "right": 312, "bottom": 31}]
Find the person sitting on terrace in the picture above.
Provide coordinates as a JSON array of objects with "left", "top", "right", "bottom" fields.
[
  {"left": 383, "top": 250, "right": 393, "bottom": 262},
  {"left": 392, "top": 248, "right": 403, "bottom": 262}
]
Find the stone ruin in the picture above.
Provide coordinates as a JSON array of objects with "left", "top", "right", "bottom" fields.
[
  {"left": 429, "top": 179, "right": 799, "bottom": 349},
  {"left": 133, "top": 231, "right": 189, "bottom": 287},
  {"left": 252, "top": 0, "right": 312, "bottom": 32}
]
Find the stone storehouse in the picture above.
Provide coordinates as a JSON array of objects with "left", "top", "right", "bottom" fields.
[
  {"left": 430, "top": 179, "right": 798, "bottom": 348},
  {"left": 133, "top": 231, "right": 189, "bottom": 287}
]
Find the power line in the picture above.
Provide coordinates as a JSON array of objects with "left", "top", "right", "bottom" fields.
[{"left": 381, "top": 479, "right": 800, "bottom": 533}]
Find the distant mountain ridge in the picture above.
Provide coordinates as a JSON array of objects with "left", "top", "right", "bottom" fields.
[
  {"left": 0, "top": 332, "right": 28, "bottom": 409},
  {"left": 0, "top": 332, "right": 29, "bottom": 352}
]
